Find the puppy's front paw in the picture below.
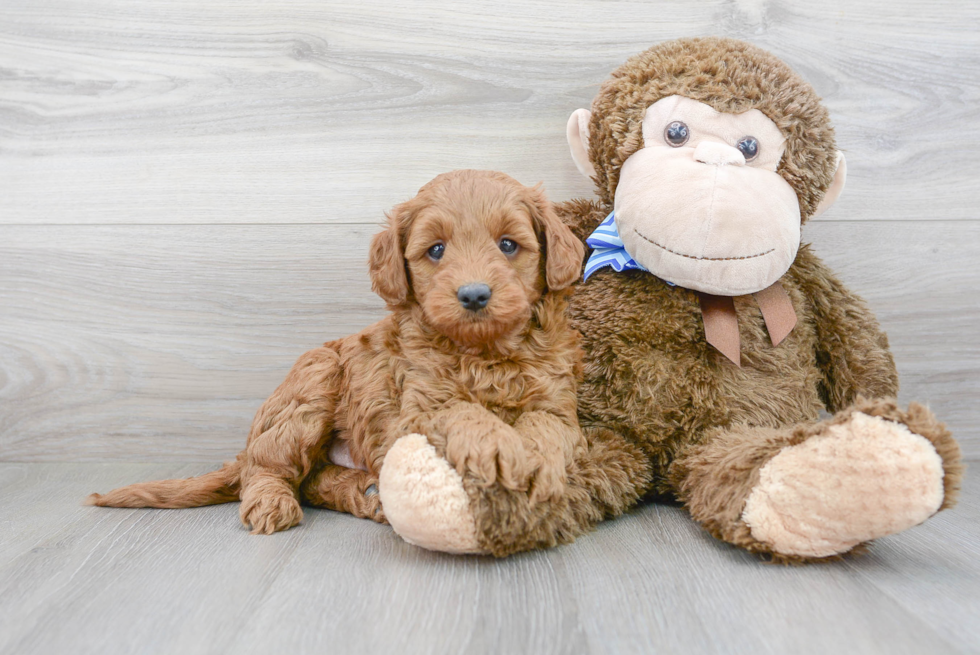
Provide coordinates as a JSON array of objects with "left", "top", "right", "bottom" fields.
[
  {"left": 240, "top": 483, "right": 303, "bottom": 535},
  {"left": 528, "top": 455, "right": 566, "bottom": 505},
  {"left": 416, "top": 404, "right": 535, "bottom": 493},
  {"left": 379, "top": 434, "right": 484, "bottom": 554},
  {"left": 442, "top": 424, "right": 534, "bottom": 493}
]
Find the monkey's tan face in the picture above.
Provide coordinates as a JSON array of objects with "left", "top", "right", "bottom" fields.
[{"left": 612, "top": 96, "right": 800, "bottom": 295}]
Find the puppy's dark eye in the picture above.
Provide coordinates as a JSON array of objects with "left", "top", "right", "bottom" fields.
[
  {"left": 427, "top": 243, "right": 445, "bottom": 261},
  {"left": 664, "top": 121, "right": 690, "bottom": 147},
  {"left": 736, "top": 136, "right": 760, "bottom": 161},
  {"left": 498, "top": 238, "right": 518, "bottom": 255}
]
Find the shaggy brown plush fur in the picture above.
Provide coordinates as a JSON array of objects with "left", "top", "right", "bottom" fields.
[
  {"left": 669, "top": 398, "right": 961, "bottom": 564},
  {"left": 88, "top": 170, "right": 602, "bottom": 543},
  {"left": 556, "top": 37, "right": 963, "bottom": 562},
  {"left": 464, "top": 429, "right": 651, "bottom": 556}
]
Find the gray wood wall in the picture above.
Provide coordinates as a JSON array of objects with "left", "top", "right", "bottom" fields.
[{"left": 2, "top": 0, "right": 978, "bottom": 461}]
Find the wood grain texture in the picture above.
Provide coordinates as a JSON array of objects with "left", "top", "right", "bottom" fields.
[
  {"left": 0, "top": 222, "right": 386, "bottom": 461},
  {"left": 2, "top": 4, "right": 976, "bottom": 653},
  {"left": 0, "top": 461, "right": 976, "bottom": 655},
  {"left": 0, "top": 463, "right": 204, "bottom": 563},
  {"left": 0, "top": 463, "right": 313, "bottom": 655},
  {"left": 1, "top": 0, "right": 978, "bottom": 225},
  {"left": 843, "top": 484, "right": 980, "bottom": 654},
  {"left": 1, "top": 220, "right": 977, "bottom": 461}
]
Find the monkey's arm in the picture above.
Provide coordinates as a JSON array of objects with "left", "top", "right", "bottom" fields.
[
  {"left": 789, "top": 244, "right": 899, "bottom": 412},
  {"left": 554, "top": 198, "right": 608, "bottom": 244}
]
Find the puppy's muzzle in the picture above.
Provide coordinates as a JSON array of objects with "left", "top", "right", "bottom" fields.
[{"left": 457, "top": 283, "right": 492, "bottom": 311}]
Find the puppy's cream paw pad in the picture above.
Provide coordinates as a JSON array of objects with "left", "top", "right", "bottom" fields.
[
  {"left": 379, "top": 434, "right": 485, "bottom": 554},
  {"left": 742, "top": 412, "right": 945, "bottom": 558}
]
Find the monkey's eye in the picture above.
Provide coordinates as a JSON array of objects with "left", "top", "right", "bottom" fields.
[
  {"left": 664, "top": 121, "right": 690, "bottom": 147},
  {"left": 498, "top": 238, "right": 518, "bottom": 255},
  {"left": 427, "top": 243, "right": 445, "bottom": 261},
  {"left": 736, "top": 136, "right": 760, "bottom": 161}
]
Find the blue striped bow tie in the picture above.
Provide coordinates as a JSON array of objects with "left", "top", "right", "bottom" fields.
[
  {"left": 581, "top": 210, "right": 795, "bottom": 367},
  {"left": 584, "top": 210, "right": 650, "bottom": 281}
]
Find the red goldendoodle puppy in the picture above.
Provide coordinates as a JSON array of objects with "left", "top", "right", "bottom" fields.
[{"left": 88, "top": 170, "right": 586, "bottom": 537}]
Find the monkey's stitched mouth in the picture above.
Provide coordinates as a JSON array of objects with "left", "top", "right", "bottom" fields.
[{"left": 633, "top": 228, "right": 775, "bottom": 262}]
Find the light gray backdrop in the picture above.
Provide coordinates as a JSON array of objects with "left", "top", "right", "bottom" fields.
[{"left": 2, "top": 0, "right": 978, "bottom": 461}]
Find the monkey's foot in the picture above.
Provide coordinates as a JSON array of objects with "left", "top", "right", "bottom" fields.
[
  {"left": 378, "top": 434, "right": 485, "bottom": 555},
  {"left": 741, "top": 410, "right": 952, "bottom": 558}
]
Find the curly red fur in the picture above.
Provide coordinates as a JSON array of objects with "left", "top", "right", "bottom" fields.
[{"left": 87, "top": 170, "right": 589, "bottom": 539}]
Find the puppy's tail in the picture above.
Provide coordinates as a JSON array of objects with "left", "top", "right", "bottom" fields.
[{"left": 85, "top": 460, "right": 242, "bottom": 508}]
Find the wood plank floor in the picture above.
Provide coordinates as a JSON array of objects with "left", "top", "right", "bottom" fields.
[{"left": 0, "top": 461, "right": 976, "bottom": 655}]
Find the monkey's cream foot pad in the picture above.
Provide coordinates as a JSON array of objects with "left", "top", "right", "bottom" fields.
[
  {"left": 741, "top": 412, "right": 946, "bottom": 558},
  {"left": 378, "top": 434, "right": 486, "bottom": 554}
]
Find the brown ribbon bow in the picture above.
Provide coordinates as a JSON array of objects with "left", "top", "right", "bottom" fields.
[{"left": 698, "top": 281, "right": 797, "bottom": 367}]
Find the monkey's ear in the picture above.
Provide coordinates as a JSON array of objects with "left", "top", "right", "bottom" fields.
[
  {"left": 369, "top": 205, "right": 411, "bottom": 306},
  {"left": 811, "top": 151, "right": 847, "bottom": 218},
  {"left": 527, "top": 184, "right": 586, "bottom": 290},
  {"left": 566, "top": 108, "right": 597, "bottom": 180}
]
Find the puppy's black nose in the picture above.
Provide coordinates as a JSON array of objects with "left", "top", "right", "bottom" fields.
[{"left": 457, "top": 283, "right": 492, "bottom": 311}]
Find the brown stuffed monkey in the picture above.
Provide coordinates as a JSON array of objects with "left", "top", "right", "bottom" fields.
[
  {"left": 554, "top": 36, "right": 964, "bottom": 562},
  {"left": 356, "top": 38, "right": 963, "bottom": 561}
]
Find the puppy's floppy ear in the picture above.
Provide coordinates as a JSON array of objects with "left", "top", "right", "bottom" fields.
[
  {"left": 369, "top": 203, "right": 412, "bottom": 306},
  {"left": 526, "top": 184, "right": 585, "bottom": 290}
]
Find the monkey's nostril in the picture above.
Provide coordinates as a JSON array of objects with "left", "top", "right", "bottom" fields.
[{"left": 457, "top": 283, "right": 492, "bottom": 311}]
